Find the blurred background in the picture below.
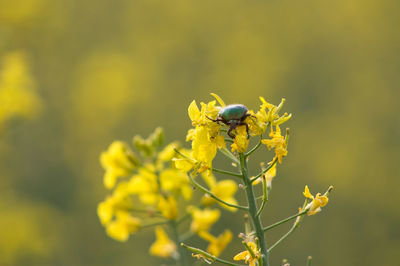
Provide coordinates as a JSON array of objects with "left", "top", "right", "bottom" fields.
[{"left": 0, "top": 0, "right": 399, "bottom": 265}]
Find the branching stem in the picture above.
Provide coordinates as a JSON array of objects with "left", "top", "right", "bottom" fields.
[{"left": 187, "top": 174, "right": 248, "bottom": 211}]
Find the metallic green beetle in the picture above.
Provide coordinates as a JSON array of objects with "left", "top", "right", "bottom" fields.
[{"left": 207, "top": 104, "right": 251, "bottom": 139}]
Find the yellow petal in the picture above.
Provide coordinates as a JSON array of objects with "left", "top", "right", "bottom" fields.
[
  {"left": 188, "top": 100, "right": 201, "bottom": 123},
  {"left": 303, "top": 185, "right": 313, "bottom": 199},
  {"left": 210, "top": 93, "right": 226, "bottom": 107}
]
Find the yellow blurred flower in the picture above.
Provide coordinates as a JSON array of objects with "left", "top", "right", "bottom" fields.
[
  {"left": 160, "top": 168, "right": 192, "bottom": 200},
  {"left": 189, "top": 207, "right": 220, "bottom": 233},
  {"left": 303, "top": 185, "right": 329, "bottom": 216},
  {"left": 233, "top": 241, "right": 261, "bottom": 266},
  {"left": 158, "top": 196, "right": 178, "bottom": 220},
  {"left": 261, "top": 125, "right": 288, "bottom": 163},
  {"left": 128, "top": 167, "right": 158, "bottom": 205},
  {"left": 100, "top": 141, "right": 139, "bottom": 189},
  {"left": 97, "top": 197, "right": 115, "bottom": 225},
  {"left": 198, "top": 230, "right": 232, "bottom": 257},
  {"left": 157, "top": 141, "right": 180, "bottom": 162},
  {"left": 202, "top": 177, "right": 238, "bottom": 212},
  {"left": 231, "top": 125, "right": 250, "bottom": 153},
  {"left": 106, "top": 211, "right": 141, "bottom": 242},
  {"left": 149, "top": 227, "right": 177, "bottom": 258},
  {"left": 0, "top": 51, "right": 41, "bottom": 127}
]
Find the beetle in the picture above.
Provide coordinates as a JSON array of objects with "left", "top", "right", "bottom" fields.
[{"left": 207, "top": 104, "right": 252, "bottom": 139}]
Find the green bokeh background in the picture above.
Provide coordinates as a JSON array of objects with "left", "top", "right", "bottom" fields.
[{"left": 1, "top": 0, "right": 399, "bottom": 265}]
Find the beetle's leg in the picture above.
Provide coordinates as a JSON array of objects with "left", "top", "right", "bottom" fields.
[
  {"left": 238, "top": 121, "right": 250, "bottom": 139},
  {"left": 227, "top": 123, "right": 237, "bottom": 139},
  {"left": 206, "top": 115, "right": 224, "bottom": 126}
]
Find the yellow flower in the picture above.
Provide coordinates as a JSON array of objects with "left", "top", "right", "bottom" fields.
[
  {"left": 231, "top": 125, "right": 250, "bottom": 153},
  {"left": 160, "top": 168, "right": 192, "bottom": 200},
  {"left": 252, "top": 163, "right": 277, "bottom": 187},
  {"left": 261, "top": 125, "right": 288, "bottom": 163},
  {"left": 186, "top": 97, "right": 226, "bottom": 174},
  {"left": 158, "top": 196, "right": 178, "bottom": 220},
  {"left": 157, "top": 141, "right": 180, "bottom": 162},
  {"left": 246, "top": 97, "right": 291, "bottom": 137},
  {"left": 303, "top": 186, "right": 329, "bottom": 216},
  {"left": 202, "top": 177, "right": 238, "bottom": 212},
  {"left": 97, "top": 188, "right": 133, "bottom": 225},
  {"left": 106, "top": 211, "right": 141, "bottom": 242},
  {"left": 198, "top": 230, "right": 232, "bottom": 257},
  {"left": 128, "top": 167, "right": 159, "bottom": 205},
  {"left": 97, "top": 197, "right": 115, "bottom": 225},
  {"left": 149, "top": 227, "right": 177, "bottom": 258},
  {"left": 233, "top": 241, "right": 261, "bottom": 266},
  {"left": 0, "top": 51, "right": 42, "bottom": 127},
  {"left": 189, "top": 207, "right": 220, "bottom": 233},
  {"left": 100, "top": 141, "right": 139, "bottom": 189}
]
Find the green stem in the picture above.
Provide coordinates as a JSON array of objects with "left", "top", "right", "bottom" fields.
[
  {"left": 268, "top": 222, "right": 299, "bottom": 253},
  {"left": 245, "top": 136, "right": 262, "bottom": 158},
  {"left": 239, "top": 153, "right": 269, "bottom": 266},
  {"left": 224, "top": 138, "right": 234, "bottom": 143},
  {"left": 140, "top": 220, "right": 169, "bottom": 229},
  {"left": 181, "top": 243, "right": 242, "bottom": 266},
  {"left": 256, "top": 175, "right": 268, "bottom": 217},
  {"left": 263, "top": 210, "right": 307, "bottom": 232},
  {"left": 251, "top": 158, "right": 278, "bottom": 183},
  {"left": 187, "top": 174, "right": 248, "bottom": 211},
  {"left": 212, "top": 167, "right": 242, "bottom": 178},
  {"left": 306, "top": 256, "right": 312, "bottom": 266},
  {"left": 170, "top": 220, "right": 187, "bottom": 266},
  {"left": 219, "top": 146, "right": 240, "bottom": 165}
]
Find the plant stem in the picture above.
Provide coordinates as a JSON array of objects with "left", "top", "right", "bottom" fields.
[
  {"left": 239, "top": 153, "right": 269, "bottom": 266},
  {"left": 251, "top": 158, "right": 278, "bottom": 183},
  {"left": 181, "top": 243, "right": 242, "bottom": 266},
  {"left": 219, "top": 146, "right": 240, "bottom": 165},
  {"left": 187, "top": 174, "right": 248, "bottom": 211},
  {"left": 170, "top": 220, "right": 187, "bottom": 266},
  {"left": 245, "top": 136, "right": 262, "bottom": 158},
  {"left": 212, "top": 167, "right": 243, "bottom": 178},
  {"left": 268, "top": 222, "right": 299, "bottom": 253},
  {"left": 306, "top": 256, "right": 312, "bottom": 266},
  {"left": 256, "top": 175, "right": 268, "bottom": 217},
  {"left": 263, "top": 210, "right": 307, "bottom": 232},
  {"left": 140, "top": 220, "right": 169, "bottom": 229}
]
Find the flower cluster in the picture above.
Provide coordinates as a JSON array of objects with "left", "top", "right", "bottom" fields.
[
  {"left": 97, "top": 127, "right": 233, "bottom": 261},
  {"left": 177, "top": 94, "right": 291, "bottom": 177},
  {"left": 98, "top": 128, "right": 186, "bottom": 257},
  {"left": 97, "top": 94, "right": 333, "bottom": 266}
]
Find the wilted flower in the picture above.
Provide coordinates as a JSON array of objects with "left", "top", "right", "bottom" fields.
[{"left": 303, "top": 185, "right": 329, "bottom": 216}]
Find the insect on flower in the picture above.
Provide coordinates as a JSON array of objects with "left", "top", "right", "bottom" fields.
[{"left": 207, "top": 104, "right": 253, "bottom": 139}]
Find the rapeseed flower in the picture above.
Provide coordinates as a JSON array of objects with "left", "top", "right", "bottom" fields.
[
  {"left": 261, "top": 125, "right": 288, "bottom": 163},
  {"left": 158, "top": 196, "right": 178, "bottom": 220},
  {"left": 149, "top": 227, "right": 177, "bottom": 258},
  {"left": 231, "top": 125, "right": 250, "bottom": 153},
  {"left": 0, "top": 51, "right": 42, "bottom": 127},
  {"left": 100, "top": 141, "right": 139, "bottom": 189},
  {"left": 233, "top": 241, "right": 260, "bottom": 266},
  {"left": 198, "top": 230, "right": 232, "bottom": 257},
  {"left": 160, "top": 168, "right": 192, "bottom": 200},
  {"left": 201, "top": 176, "right": 238, "bottom": 212},
  {"left": 303, "top": 186, "right": 329, "bottom": 216},
  {"left": 189, "top": 207, "right": 220, "bottom": 233},
  {"left": 106, "top": 211, "right": 141, "bottom": 242}
]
